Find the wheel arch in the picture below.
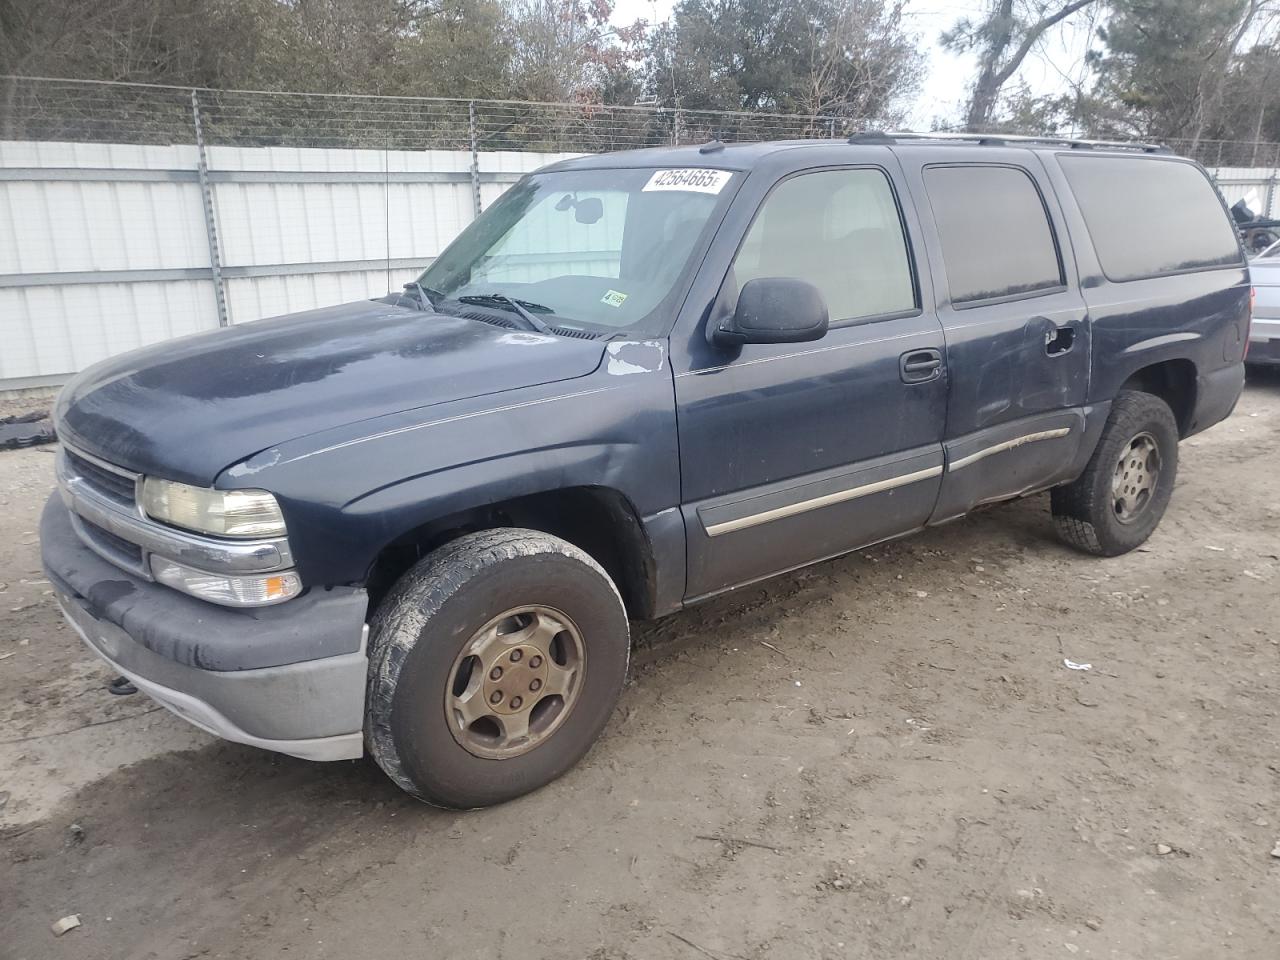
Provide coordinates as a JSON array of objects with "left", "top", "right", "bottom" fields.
[
  {"left": 364, "top": 485, "right": 658, "bottom": 620},
  {"left": 1118, "top": 358, "right": 1198, "bottom": 437}
]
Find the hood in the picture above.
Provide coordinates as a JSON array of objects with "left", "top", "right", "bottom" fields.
[{"left": 56, "top": 300, "right": 606, "bottom": 485}]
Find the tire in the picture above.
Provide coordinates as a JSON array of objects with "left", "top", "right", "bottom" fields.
[
  {"left": 365, "top": 528, "right": 629, "bottom": 808},
  {"left": 1051, "top": 390, "right": 1179, "bottom": 557}
]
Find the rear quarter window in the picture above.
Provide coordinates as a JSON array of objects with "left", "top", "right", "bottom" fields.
[
  {"left": 1059, "top": 155, "right": 1243, "bottom": 282},
  {"left": 924, "top": 164, "right": 1064, "bottom": 305}
]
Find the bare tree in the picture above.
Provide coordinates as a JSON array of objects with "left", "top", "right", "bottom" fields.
[
  {"left": 944, "top": 0, "right": 1098, "bottom": 131},
  {"left": 1188, "top": 0, "right": 1275, "bottom": 147},
  {"left": 798, "top": 0, "right": 920, "bottom": 128},
  {"left": 507, "top": 0, "right": 622, "bottom": 102}
]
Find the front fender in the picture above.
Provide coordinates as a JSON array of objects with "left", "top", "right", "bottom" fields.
[{"left": 218, "top": 355, "right": 681, "bottom": 590}]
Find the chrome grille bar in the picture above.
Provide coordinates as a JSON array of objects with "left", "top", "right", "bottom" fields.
[{"left": 56, "top": 445, "right": 294, "bottom": 577}]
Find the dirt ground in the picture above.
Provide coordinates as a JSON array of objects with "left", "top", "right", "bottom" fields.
[{"left": 2, "top": 373, "right": 1278, "bottom": 960}]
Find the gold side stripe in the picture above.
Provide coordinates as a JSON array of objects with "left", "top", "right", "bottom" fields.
[
  {"left": 947, "top": 427, "right": 1071, "bottom": 472},
  {"left": 703, "top": 464, "right": 944, "bottom": 537}
]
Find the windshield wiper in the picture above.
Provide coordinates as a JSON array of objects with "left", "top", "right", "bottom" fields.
[
  {"left": 400, "top": 281, "right": 441, "bottom": 313},
  {"left": 458, "top": 294, "right": 553, "bottom": 334}
]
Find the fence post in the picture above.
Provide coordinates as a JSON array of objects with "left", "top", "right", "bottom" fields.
[
  {"left": 385, "top": 135, "right": 392, "bottom": 294},
  {"left": 672, "top": 108, "right": 683, "bottom": 146},
  {"left": 190, "top": 90, "right": 229, "bottom": 328},
  {"left": 468, "top": 100, "right": 482, "bottom": 219},
  {"left": 1267, "top": 173, "right": 1278, "bottom": 221}
]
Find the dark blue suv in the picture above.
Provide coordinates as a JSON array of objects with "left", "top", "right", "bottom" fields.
[{"left": 42, "top": 134, "right": 1249, "bottom": 807}]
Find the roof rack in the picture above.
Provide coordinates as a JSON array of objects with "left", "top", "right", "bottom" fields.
[{"left": 847, "top": 130, "right": 1171, "bottom": 154}]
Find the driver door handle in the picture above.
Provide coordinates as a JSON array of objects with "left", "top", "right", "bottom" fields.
[{"left": 900, "top": 348, "right": 943, "bottom": 384}]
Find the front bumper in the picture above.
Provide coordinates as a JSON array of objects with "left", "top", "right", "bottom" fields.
[{"left": 42, "top": 495, "right": 369, "bottom": 761}]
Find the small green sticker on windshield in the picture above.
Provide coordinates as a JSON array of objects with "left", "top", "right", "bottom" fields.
[{"left": 601, "top": 290, "right": 628, "bottom": 308}]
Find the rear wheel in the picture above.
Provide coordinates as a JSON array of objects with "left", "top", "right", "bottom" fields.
[
  {"left": 365, "top": 529, "right": 629, "bottom": 808},
  {"left": 1051, "top": 390, "right": 1179, "bottom": 557}
]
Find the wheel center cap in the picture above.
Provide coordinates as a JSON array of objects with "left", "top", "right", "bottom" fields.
[{"left": 481, "top": 644, "right": 548, "bottom": 715}]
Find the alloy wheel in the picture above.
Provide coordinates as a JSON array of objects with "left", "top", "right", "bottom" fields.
[{"left": 444, "top": 605, "right": 585, "bottom": 760}]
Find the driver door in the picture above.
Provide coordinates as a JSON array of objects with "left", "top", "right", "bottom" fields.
[{"left": 673, "top": 163, "right": 948, "bottom": 600}]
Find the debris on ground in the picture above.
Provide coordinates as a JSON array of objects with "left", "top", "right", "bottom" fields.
[
  {"left": 1063, "top": 659, "right": 1093, "bottom": 671},
  {"left": 50, "top": 915, "right": 81, "bottom": 936},
  {"left": 819, "top": 872, "right": 856, "bottom": 892},
  {"left": 0, "top": 411, "right": 55, "bottom": 451},
  {"left": 108, "top": 675, "right": 138, "bottom": 696}
]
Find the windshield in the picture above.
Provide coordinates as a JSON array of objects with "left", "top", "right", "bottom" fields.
[{"left": 417, "top": 166, "right": 739, "bottom": 337}]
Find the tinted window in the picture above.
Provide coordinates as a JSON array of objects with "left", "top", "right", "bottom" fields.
[
  {"left": 732, "top": 168, "right": 915, "bottom": 322},
  {"left": 924, "top": 165, "right": 1063, "bottom": 304},
  {"left": 1060, "top": 156, "right": 1242, "bottom": 281}
]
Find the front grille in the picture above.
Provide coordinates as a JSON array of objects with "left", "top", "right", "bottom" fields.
[
  {"left": 74, "top": 515, "right": 146, "bottom": 573},
  {"left": 66, "top": 449, "right": 137, "bottom": 506}
]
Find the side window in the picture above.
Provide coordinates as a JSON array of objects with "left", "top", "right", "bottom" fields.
[
  {"left": 1058, "top": 155, "right": 1243, "bottom": 281},
  {"left": 924, "top": 165, "right": 1064, "bottom": 304},
  {"left": 732, "top": 168, "right": 916, "bottom": 323}
]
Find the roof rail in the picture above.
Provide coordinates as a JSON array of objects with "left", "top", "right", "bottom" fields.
[
  {"left": 847, "top": 131, "right": 896, "bottom": 145},
  {"left": 848, "top": 130, "right": 1171, "bottom": 154}
]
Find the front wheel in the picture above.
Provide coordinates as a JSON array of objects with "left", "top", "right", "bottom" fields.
[
  {"left": 1051, "top": 390, "right": 1180, "bottom": 557},
  {"left": 365, "top": 529, "right": 629, "bottom": 808}
]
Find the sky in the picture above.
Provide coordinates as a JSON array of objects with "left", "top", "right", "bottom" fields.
[{"left": 609, "top": 0, "right": 1101, "bottom": 129}]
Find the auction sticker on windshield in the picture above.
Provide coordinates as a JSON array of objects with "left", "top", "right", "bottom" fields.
[{"left": 642, "top": 169, "right": 733, "bottom": 194}]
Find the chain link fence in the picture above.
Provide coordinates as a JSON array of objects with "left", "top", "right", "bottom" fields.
[
  {"left": 1164, "top": 138, "right": 1280, "bottom": 169},
  {"left": 6, "top": 75, "right": 1280, "bottom": 164},
  {"left": 0, "top": 76, "right": 859, "bottom": 153}
]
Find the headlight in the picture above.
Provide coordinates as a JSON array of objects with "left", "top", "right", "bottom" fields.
[
  {"left": 150, "top": 556, "right": 302, "bottom": 607},
  {"left": 141, "top": 478, "right": 286, "bottom": 538}
]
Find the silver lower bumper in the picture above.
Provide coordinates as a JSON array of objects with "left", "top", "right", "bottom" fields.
[
  {"left": 1251, "top": 316, "right": 1280, "bottom": 341},
  {"left": 58, "top": 593, "right": 367, "bottom": 762}
]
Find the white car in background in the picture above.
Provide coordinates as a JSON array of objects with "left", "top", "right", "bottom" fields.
[{"left": 1249, "top": 240, "right": 1280, "bottom": 366}]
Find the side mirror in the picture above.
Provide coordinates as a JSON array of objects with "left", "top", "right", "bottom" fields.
[{"left": 714, "top": 277, "right": 829, "bottom": 346}]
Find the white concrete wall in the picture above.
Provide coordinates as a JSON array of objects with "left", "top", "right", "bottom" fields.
[
  {"left": 0, "top": 141, "right": 580, "bottom": 388},
  {"left": 1207, "top": 166, "right": 1279, "bottom": 218}
]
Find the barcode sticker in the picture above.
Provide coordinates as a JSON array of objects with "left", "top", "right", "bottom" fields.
[{"left": 642, "top": 169, "right": 733, "bottom": 194}]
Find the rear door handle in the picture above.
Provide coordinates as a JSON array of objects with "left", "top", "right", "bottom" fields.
[
  {"left": 900, "top": 348, "right": 943, "bottom": 383},
  {"left": 1045, "top": 325, "right": 1075, "bottom": 356}
]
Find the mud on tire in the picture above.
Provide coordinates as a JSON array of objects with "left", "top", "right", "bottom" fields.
[
  {"left": 365, "top": 528, "right": 629, "bottom": 809},
  {"left": 1051, "top": 390, "right": 1180, "bottom": 557}
]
